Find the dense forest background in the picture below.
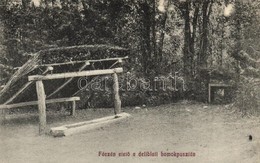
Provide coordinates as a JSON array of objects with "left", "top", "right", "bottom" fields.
[{"left": 0, "top": 0, "right": 259, "bottom": 114}]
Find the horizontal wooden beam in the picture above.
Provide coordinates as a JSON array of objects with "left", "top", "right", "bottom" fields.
[
  {"left": 209, "top": 84, "right": 232, "bottom": 87},
  {"left": 28, "top": 68, "right": 123, "bottom": 81},
  {"left": 39, "top": 56, "right": 129, "bottom": 67},
  {"left": 0, "top": 97, "right": 80, "bottom": 109}
]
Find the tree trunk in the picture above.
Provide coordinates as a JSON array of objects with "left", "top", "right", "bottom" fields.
[
  {"left": 190, "top": 2, "right": 200, "bottom": 74},
  {"left": 198, "top": 0, "right": 212, "bottom": 68},
  {"left": 21, "top": 0, "right": 30, "bottom": 9},
  {"left": 157, "top": 14, "right": 167, "bottom": 62},
  {"left": 157, "top": 0, "right": 170, "bottom": 62},
  {"left": 182, "top": 1, "right": 192, "bottom": 77},
  {"left": 139, "top": 2, "right": 152, "bottom": 74},
  {"left": 151, "top": 0, "right": 157, "bottom": 62}
]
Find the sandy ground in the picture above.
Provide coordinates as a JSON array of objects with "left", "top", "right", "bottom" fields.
[{"left": 0, "top": 103, "right": 260, "bottom": 163}]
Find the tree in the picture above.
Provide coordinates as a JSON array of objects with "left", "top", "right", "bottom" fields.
[{"left": 173, "top": 0, "right": 214, "bottom": 78}]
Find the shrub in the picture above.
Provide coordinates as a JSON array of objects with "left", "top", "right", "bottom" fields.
[{"left": 233, "top": 78, "right": 260, "bottom": 116}]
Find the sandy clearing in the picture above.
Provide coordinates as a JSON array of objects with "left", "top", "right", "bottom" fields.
[{"left": 0, "top": 103, "right": 260, "bottom": 163}]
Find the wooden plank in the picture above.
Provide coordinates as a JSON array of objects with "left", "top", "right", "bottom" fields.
[
  {"left": 28, "top": 68, "right": 123, "bottom": 81},
  {"left": 50, "top": 113, "right": 131, "bottom": 137},
  {"left": 209, "top": 83, "right": 232, "bottom": 87},
  {"left": 0, "top": 97, "right": 80, "bottom": 109},
  {"left": 113, "top": 73, "right": 121, "bottom": 115},
  {"left": 36, "top": 80, "right": 47, "bottom": 135},
  {"left": 71, "top": 101, "right": 76, "bottom": 116},
  {"left": 39, "top": 56, "right": 128, "bottom": 67},
  {"left": 4, "top": 82, "right": 33, "bottom": 105},
  {"left": 47, "top": 97, "right": 80, "bottom": 104}
]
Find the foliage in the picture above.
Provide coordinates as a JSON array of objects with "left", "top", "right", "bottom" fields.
[
  {"left": 234, "top": 78, "right": 260, "bottom": 116},
  {"left": 0, "top": 0, "right": 259, "bottom": 110},
  {"left": 229, "top": 0, "right": 260, "bottom": 115}
]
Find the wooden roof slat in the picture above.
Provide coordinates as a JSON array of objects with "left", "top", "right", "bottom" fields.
[
  {"left": 39, "top": 56, "right": 128, "bottom": 67},
  {"left": 2, "top": 67, "right": 53, "bottom": 105}
]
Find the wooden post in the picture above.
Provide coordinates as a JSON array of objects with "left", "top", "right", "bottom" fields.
[
  {"left": 1, "top": 108, "right": 6, "bottom": 124},
  {"left": 36, "top": 80, "right": 47, "bottom": 135},
  {"left": 71, "top": 101, "right": 76, "bottom": 116},
  {"left": 113, "top": 73, "right": 121, "bottom": 115},
  {"left": 208, "top": 84, "right": 211, "bottom": 103}
]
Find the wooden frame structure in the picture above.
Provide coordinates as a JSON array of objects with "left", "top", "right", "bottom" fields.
[
  {"left": 208, "top": 83, "right": 232, "bottom": 103},
  {"left": 0, "top": 56, "right": 127, "bottom": 135},
  {"left": 31, "top": 68, "right": 123, "bottom": 134}
]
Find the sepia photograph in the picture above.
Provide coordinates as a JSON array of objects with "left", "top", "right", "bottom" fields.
[{"left": 0, "top": 0, "right": 259, "bottom": 162}]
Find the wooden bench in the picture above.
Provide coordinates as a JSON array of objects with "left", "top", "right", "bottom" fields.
[{"left": 0, "top": 96, "right": 80, "bottom": 120}]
